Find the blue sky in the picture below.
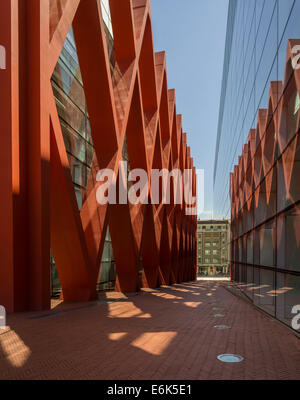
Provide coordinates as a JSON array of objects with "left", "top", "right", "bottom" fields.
[{"left": 151, "top": 0, "right": 229, "bottom": 219}]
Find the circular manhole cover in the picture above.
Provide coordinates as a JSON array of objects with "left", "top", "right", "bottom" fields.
[
  {"left": 214, "top": 314, "right": 225, "bottom": 317},
  {"left": 217, "top": 354, "right": 244, "bottom": 363},
  {"left": 214, "top": 325, "right": 231, "bottom": 329}
]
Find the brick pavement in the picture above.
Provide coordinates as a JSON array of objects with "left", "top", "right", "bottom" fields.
[{"left": 0, "top": 281, "right": 299, "bottom": 380}]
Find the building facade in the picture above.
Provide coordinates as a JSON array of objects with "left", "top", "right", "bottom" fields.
[
  {"left": 215, "top": 0, "right": 300, "bottom": 330},
  {"left": 50, "top": 1, "right": 116, "bottom": 297},
  {"left": 214, "top": 0, "right": 300, "bottom": 219},
  {"left": 197, "top": 220, "right": 230, "bottom": 277},
  {"left": 0, "top": 0, "right": 197, "bottom": 312}
]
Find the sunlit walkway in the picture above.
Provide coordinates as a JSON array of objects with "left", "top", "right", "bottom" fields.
[{"left": 0, "top": 281, "right": 300, "bottom": 380}]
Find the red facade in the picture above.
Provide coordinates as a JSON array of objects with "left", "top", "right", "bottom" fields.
[{"left": 0, "top": 0, "right": 197, "bottom": 312}]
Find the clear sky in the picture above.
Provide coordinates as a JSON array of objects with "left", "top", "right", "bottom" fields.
[{"left": 151, "top": 0, "right": 229, "bottom": 219}]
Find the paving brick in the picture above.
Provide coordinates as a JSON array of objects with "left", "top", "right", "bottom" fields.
[{"left": 0, "top": 281, "right": 299, "bottom": 379}]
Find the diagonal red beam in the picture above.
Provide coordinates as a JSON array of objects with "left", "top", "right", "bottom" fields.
[{"left": 48, "top": 0, "right": 81, "bottom": 77}]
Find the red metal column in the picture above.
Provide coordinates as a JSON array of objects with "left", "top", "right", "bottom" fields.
[
  {"left": 0, "top": 0, "right": 19, "bottom": 312},
  {"left": 25, "top": 0, "right": 51, "bottom": 310}
]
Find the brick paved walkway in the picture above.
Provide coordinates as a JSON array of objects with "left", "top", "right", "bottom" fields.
[{"left": 0, "top": 281, "right": 299, "bottom": 380}]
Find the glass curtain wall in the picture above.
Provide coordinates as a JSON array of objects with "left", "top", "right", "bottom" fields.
[
  {"left": 214, "top": 0, "right": 300, "bottom": 219},
  {"left": 226, "top": 0, "right": 300, "bottom": 331}
]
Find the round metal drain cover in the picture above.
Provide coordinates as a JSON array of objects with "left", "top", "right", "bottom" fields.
[
  {"left": 214, "top": 314, "right": 225, "bottom": 317},
  {"left": 217, "top": 354, "right": 244, "bottom": 363},
  {"left": 214, "top": 325, "right": 231, "bottom": 329}
]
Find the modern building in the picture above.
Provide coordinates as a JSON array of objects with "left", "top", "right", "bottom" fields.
[
  {"left": 0, "top": 0, "right": 197, "bottom": 312},
  {"left": 214, "top": 0, "right": 300, "bottom": 219},
  {"left": 49, "top": 1, "right": 116, "bottom": 297},
  {"left": 197, "top": 220, "right": 230, "bottom": 277},
  {"left": 215, "top": 0, "right": 300, "bottom": 330}
]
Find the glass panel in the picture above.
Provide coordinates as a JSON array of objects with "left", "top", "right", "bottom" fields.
[
  {"left": 246, "top": 233, "right": 253, "bottom": 264},
  {"left": 259, "top": 224, "right": 274, "bottom": 266},
  {"left": 286, "top": 214, "right": 300, "bottom": 271},
  {"left": 246, "top": 265, "right": 254, "bottom": 300},
  {"left": 258, "top": 269, "right": 275, "bottom": 316},
  {"left": 50, "top": 253, "right": 61, "bottom": 297},
  {"left": 97, "top": 227, "right": 116, "bottom": 291}
]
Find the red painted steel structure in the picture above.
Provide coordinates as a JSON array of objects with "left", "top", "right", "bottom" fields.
[
  {"left": 0, "top": 0, "right": 197, "bottom": 312},
  {"left": 230, "top": 39, "right": 300, "bottom": 323}
]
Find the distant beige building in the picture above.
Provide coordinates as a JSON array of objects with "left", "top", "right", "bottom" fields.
[{"left": 197, "top": 220, "right": 230, "bottom": 277}]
